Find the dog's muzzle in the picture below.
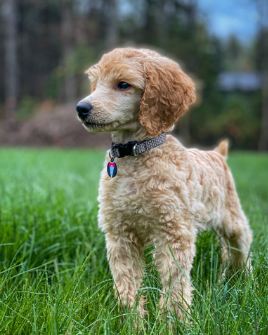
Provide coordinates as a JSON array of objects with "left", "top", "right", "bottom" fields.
[{"left": 76, "top": 102, "right": 93, "bottom": 121}]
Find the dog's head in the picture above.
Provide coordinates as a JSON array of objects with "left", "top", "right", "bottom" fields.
[{"left": 77, "top": 48, "right": 195, "bottom": 137}]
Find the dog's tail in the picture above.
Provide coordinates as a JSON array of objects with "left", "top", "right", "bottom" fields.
[{"left": 214, "top": 139, "right": 229, "bottom": 159}]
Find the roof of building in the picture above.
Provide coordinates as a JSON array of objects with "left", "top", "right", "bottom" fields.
[{"left": 218, "top": 72, "right": 262, "bottom": 91}]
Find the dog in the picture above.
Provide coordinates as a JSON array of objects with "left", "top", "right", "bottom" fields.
[{"left": 76, "top": 48, "right": 252, "bottom": 318}]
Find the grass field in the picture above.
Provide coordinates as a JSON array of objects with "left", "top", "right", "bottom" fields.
[{"left": 0, "top": 149, "right": 267, "bottom": 334}]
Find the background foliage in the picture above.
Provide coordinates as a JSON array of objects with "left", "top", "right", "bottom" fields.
[{"left": 0, "top": 0, "right": 267, "bottom": 150}]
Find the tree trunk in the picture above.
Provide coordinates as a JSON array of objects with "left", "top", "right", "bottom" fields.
[
  {"left": 257, "top": 0, "right": 268, "bottom": 151},
  {"left": 3, "top": 0, "right": 18, "bottom": 118},
  {"left": 258, "top": 69, "right": 268, "bottom": 151},
  {"left": 105, "top": 0, "right": 118, "bottom": 50},
  {"left": 61, "top": 0, "right": 76, "bottom": 102}
]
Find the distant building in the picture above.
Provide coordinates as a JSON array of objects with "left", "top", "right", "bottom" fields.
[{"left": 218, "top": 72, "right": 262, "bottom": 92}]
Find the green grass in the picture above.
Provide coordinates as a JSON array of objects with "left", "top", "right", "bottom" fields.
[{"left": 0, "top": 149, "right": 267, "bottom": 334}]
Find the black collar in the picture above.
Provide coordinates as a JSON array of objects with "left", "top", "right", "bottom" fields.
[{"left": 110, "top": 133, "right": 167, "bottom": 158}]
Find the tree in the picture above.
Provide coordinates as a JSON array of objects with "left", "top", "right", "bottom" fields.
[
  {"left": 256, "top": 0, "right": 268, "bottom": 151},
  {"left": 61, "top": 0, "right": 76, "bottom": 102},
  {"left": 105, "top": 0, "right": 118, "bottom": 50},
  {"left": 2, "top": 0, "right": 18, "bottom": 117}
]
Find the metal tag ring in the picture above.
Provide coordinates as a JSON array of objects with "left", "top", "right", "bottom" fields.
[{"left": 133, "top": 143, "right": 137, "bottom": 156}]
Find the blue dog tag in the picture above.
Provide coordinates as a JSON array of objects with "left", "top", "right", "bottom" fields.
[{"left": 107, "top": 158, "right": 117, "bottom": 178}]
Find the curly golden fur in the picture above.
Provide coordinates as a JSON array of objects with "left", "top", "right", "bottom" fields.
[
  {"left": 140, "top": 55, "right": 195, "bottom": 136},
  {"left": 77, "top": 48, "right": 252, "bottom": 318}
]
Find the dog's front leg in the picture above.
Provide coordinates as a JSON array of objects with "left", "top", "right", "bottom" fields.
[
  {"left": 105, "top": 231, "right": 146, "bottom": 315},
  {"left": 154, "top": 228, "right": 196, "bottom": 319}
]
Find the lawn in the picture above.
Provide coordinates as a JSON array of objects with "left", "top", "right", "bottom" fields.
[{"left": 0, "top": 149, "right": 267, "bottom": 334}]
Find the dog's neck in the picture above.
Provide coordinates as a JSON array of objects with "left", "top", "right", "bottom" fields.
[{"left": 111, "top": 123, "right": 152, "bottom": 144}]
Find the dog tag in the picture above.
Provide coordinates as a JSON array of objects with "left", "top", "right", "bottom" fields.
[{"left": 107, "top": 158, "right": 117, "bottom": 178}]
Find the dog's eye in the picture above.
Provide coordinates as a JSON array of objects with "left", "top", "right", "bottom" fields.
[{"left": 117, "top": 82, "right": 131, "bottom": 90}]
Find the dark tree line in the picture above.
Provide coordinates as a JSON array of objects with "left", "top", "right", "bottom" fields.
[
  {"left": 0, "top": 0, "right": 220, "bottom": 112},
  {"left": 0, "top": 0, "right": 266, "bottom": 150}
]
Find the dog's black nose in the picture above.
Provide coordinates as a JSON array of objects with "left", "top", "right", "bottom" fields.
[{"left": 76, "top": 102, "right": 93, "bottom": 121}]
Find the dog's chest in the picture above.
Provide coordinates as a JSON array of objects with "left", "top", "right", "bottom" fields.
[
  {"left": 101, "top": 157, "right": 149, "bottom": 207},
  {"left": 98, "top": 155, "right": 160, "bottom": 230}
]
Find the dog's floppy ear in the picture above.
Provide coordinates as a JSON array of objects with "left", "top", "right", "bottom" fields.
[{"left": 139, "top": 57, "right": 195, "bottom": 137}]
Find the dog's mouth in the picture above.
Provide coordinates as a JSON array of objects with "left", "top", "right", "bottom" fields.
[
  {"left": 82, "top": 119, "right": 117, "bottom": 132},
  {"left": 77, "top": 114, "right": 122, "bottom": 132},
  {"left": 83, "top": 121, "right": 108, "bottom": 128},
  {"left": 76, "top": 114, "right": 108, "bottom": 129}
]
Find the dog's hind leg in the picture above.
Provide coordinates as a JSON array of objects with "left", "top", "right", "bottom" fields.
[
  {"left": 221, "top": 213, "right": 252, "bottom": 270},
  {"left": 221, "top": 185, "right": 253, "bottom": 270},
  {"left": 106, "top": 230, "right": 146, "bottom": 316}
]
